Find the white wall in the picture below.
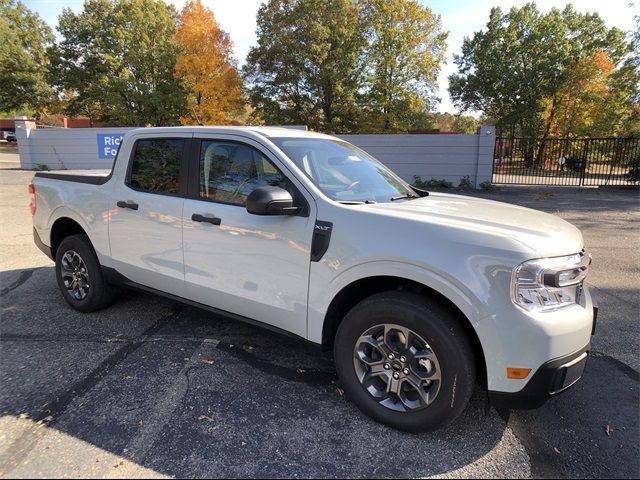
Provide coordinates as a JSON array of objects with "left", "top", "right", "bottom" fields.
[
  {"left": 15, "top": 119, "right": 495, "bottom": 187},
  {"left": 15, "top": 119, "right": 135, "bottom": 170},
  {"left": 340, "top": 126, "right": 495, "bottom": 187}
]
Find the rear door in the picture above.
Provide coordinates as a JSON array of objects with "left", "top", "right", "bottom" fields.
[
  {"left": 109, "top": 133, "right": 191, "bottom": 296},
  {"left": 181, "top": 135, "right": 316, "bottom": 337}
]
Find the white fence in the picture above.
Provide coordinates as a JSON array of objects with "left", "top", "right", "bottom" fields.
[{"left": 14, "top": 118, "right": 495, "bottom": 187}]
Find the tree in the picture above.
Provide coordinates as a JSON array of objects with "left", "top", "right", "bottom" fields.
[
  {"left": 0, "top": 0, "right": 54, "bottom": 115},
  {"left": 548, "top": 49, "right": 616, "bottom": 137},
  {"left": 174, "top": 0, "right": 244, "bottom": 125},
  {"left": 359, "top": 0, "right": 447, "bottom": 132},
  {"left": 449, "top": 3, "right": 629, "bottom": 148},
  {"left": 606, "top": 11, "right": 640, "bottom": 137},
  {"left": 50, "top": 0, "right": 187, "bottom": 126},
  {"left": 245, "top": 0, "right": 365, "bottom": 133}
]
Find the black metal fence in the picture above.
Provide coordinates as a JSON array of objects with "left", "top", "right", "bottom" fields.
[{"left": 493, "top": 137, "right": 640, "bottom": 186}]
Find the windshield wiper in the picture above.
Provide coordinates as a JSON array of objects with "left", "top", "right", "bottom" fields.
[
  {"left": 337, "top": 199, "right": 377, "bottom": 205},
  {"left": 390, "top": 193, "right": 419, "bottom": 202}
]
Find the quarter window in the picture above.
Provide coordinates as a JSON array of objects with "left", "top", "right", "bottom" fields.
[
  {"left": 129, "top": 139, "right": 184, "bottom": 194},
  {"left": 199, "top": 141, "right": 287, "bottom": 205}
]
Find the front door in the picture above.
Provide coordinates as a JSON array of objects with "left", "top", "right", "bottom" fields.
[
  {"left": 109, "top": 133, "right": 190, "bottom": 296},
  {"left": 182, "top": 136, "right": 315, "bottom": 338}
]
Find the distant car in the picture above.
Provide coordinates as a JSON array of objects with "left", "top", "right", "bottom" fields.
[{"left": 4, "top": 132, "right": 17, "bottom": 142}]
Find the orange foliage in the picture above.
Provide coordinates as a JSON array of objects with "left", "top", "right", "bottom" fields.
[
  {"left": 174, "top": 0, "right": 244, "bottom": 125},
  {"left": 548, "top": 49, "right": 616, "bottom": 137}
]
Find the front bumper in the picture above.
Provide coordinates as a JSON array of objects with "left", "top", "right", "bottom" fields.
[
  {"left": 489, "top": 303, "right": 598, "bottom": 409},
  {"left": 488, "top": 343, "right": 590, "bottom": 409}
]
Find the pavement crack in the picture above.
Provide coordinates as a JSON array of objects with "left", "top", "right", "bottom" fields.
[
  {"left": 0, "top": 268, "right": 41, "bottom": 297},
  {"left": 123, "top": 338, "right": 205, "bottom": 465},
  {"left": 215, "top": 342, "right": 336, "bottom": 385},
  {"left": 0, "top": 305, "right": 182, "bottom": 476}
]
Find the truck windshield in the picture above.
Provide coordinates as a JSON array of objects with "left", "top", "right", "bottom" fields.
[{"left": 271, "top": 137, "right": 417, "bottom": 203}]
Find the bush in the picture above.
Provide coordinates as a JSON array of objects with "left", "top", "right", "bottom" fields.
[
  {"left": 458, "top": 175, "right": 473, "bottom": 190},
  {"left": 35, "top": 164, "right": 49, "bottom": 171},
  {"left": 413, "top": 176, "right": 453, "bottom": 189},
  {"left": 479, "top": 180, "right": 495, "bottom": 191},
  {"left": 626, "top": 165, "right": 640, "bottom": 183}
]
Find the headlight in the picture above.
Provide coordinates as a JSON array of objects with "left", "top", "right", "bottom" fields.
[{"left": 512, "top": 250, "right": 591, "bottom": 312}]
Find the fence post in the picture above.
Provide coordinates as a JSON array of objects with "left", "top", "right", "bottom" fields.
[
  {"left": 475, "top": 125, "right": 496, "bottom": 188},
  {"left": 14, "top": 116, "right": 36, "bottom": 170}
]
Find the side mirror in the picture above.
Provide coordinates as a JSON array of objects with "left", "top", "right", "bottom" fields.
[{"left": 246, "top": 186, "right": 301, "bottom": 216}]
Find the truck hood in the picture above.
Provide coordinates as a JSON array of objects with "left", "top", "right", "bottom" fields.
[{"left": 366, "top": 192, "right": 583, "bottom": 257}]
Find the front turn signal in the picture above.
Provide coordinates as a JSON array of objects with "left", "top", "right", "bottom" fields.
[{"left": 507, "top": 368, "right": 531, "bottom": 380}]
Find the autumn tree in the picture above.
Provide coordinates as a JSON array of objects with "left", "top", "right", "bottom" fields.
[
  {"left": 0, "top": 0, "right": 54, "bottom": 115},
  {"left": 548, "top": 49, "right": 616, "bottom": 137},
  {"left": 175, "top": 0, "right": 244, "bottom": 125},
  {"left": 449, "top": 3, "right": 629, "bottom": 148},
  {"left": 49, "top": 0, "right": 187, "bottom": 126},
  {"left": 359, "top": 0, "right": 447, "bottom": 132},
  {"left": 245, "top": 0, "right": 365, "bottom": 133}
]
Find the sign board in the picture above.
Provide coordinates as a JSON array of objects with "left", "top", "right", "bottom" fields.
[{"left": 97, "top": 133, "right": 124, "bottom": 160}]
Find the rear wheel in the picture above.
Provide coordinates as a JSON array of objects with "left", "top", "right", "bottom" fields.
[
  {"left": 334, "top": 291, "right": 476, "bottom": 432},
  {"left": 54, "top": 234, "right": 114, "bottom": 312}
]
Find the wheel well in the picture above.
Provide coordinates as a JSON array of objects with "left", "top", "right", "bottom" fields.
[
  {"left": 321, "top": 276, "right": 487, "bottom": 387},
  {"left": 50, "top": 218, "right": 87, "bottom": 258}
]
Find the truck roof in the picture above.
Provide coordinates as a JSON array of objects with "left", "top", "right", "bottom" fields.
[{"left": 126, "top": 126, "right": 335, "bottom": 140}]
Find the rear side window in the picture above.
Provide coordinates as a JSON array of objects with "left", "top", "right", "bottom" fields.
[{"left": 128, "top": 139, "right": 184, "bottom": 194}]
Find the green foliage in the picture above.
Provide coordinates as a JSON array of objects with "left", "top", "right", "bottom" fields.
[
  {"left": 412, "top": 176, "right": 453, "bottom": 189},
  {"left": 449, "top": 3, "right": 631, "bottom": 139},
  {"left": 428, "top": 112, "right": 478, "bottom": 134},
  {"left": 0, "top": 0, "right": 54, "bottom": 114},
  {"left": 479, "top": 180, "right": 495, "bottom": 191},
  {"left": 359, "top": 0, "right": 447, "bottom": 132},
  {"left": 244, "top": 0, "right": 365, "bottom": 133},
  {"left": 49, "top": 0, "right": 188, "bottom": 126},
  {"left": 626, "top": 165, "right": 640, "bottom": 184},
  {"left": 35, "top": 163, "right": 49, "bottom": 171},
  {"left": 458, "top": 175, "right": 473, "bottom": 190},
  {"left": 245, "top": 0, "right": 447, "bottom": 133}
]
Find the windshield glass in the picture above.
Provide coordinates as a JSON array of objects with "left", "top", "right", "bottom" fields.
[{"left": 271, "top": 137, "right": 416, "bottom": 203}]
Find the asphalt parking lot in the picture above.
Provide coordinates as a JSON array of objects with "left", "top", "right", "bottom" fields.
[{"left": 1, "top": 147, "right": 638, "bottom": 478}]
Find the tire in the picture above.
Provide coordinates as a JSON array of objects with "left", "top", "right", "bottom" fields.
[
  {"left": 54, "top": 234, "right": 114, "bottom": 312},
  {"left": 334, "top": 291, "right": 476, "bottom": 432}
]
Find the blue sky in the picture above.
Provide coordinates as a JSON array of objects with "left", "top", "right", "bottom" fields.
[{"left": 25, "top": 0, "right": 638, "bottom": 113}]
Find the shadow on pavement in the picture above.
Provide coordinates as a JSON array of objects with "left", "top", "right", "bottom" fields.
[{"left": 1, "top": 266, "right": 514, "bottom": 478}]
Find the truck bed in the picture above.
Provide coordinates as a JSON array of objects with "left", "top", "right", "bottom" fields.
[{"left": 34, "top": 169, "right": 113, "bottom": 185}]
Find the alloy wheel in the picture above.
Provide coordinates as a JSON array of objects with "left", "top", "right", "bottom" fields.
[
  {"left": 353, "top": 324, "right": 441, "bottom": 412},
  {"left": 60, "top": 250, "right": 90, "bottom": 300}
]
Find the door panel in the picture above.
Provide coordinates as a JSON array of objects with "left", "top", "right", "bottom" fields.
[
  {"left": 109, "top": 135, "right": 190, "bottom": 296},
  {"left": 182, "top": 136, "right": 316, "bottom": 338}
]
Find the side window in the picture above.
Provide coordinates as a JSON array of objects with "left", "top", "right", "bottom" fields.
[
  {"left": 199, "top": 141, "right": 287, "bottom": 205},
  {"left": 128, "top": 139, "right": 184, "bottom": 194}
]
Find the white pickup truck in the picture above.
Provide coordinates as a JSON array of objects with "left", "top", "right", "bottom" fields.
[{"left": 30, "top": 127, "right": 596, "bottom": 432}]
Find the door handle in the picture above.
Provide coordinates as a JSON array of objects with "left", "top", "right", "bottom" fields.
[
  {"left": 117, "top": 200, "right": 139, "bottom": 210},
  {"left": 192, "top": 213, "right": 221, "bottom": 225}
]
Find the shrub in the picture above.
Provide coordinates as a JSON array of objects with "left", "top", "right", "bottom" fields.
[
  {"left": 479, "top": 180, "right": 495, "bottom": 191},
  {"left": 458, "top": 175, "right": 474, "bottom": 190},
  {"left": 413, "top": 176, "right": 453, "bottom": 189},
  {"left": 626, "top": 166, "right": 640, "bottom": 184}
]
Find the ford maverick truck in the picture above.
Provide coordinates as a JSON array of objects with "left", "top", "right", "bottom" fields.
[{"left": 30, "top": 127, "right": 596, "bottom": 431}]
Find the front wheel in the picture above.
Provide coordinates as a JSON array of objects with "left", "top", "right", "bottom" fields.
[
  {"left": 334, "top": 291, "right": 476, "bottom": 432},
  {"left": 54, "top": 234, "right": 114, "bottom": 312}
]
